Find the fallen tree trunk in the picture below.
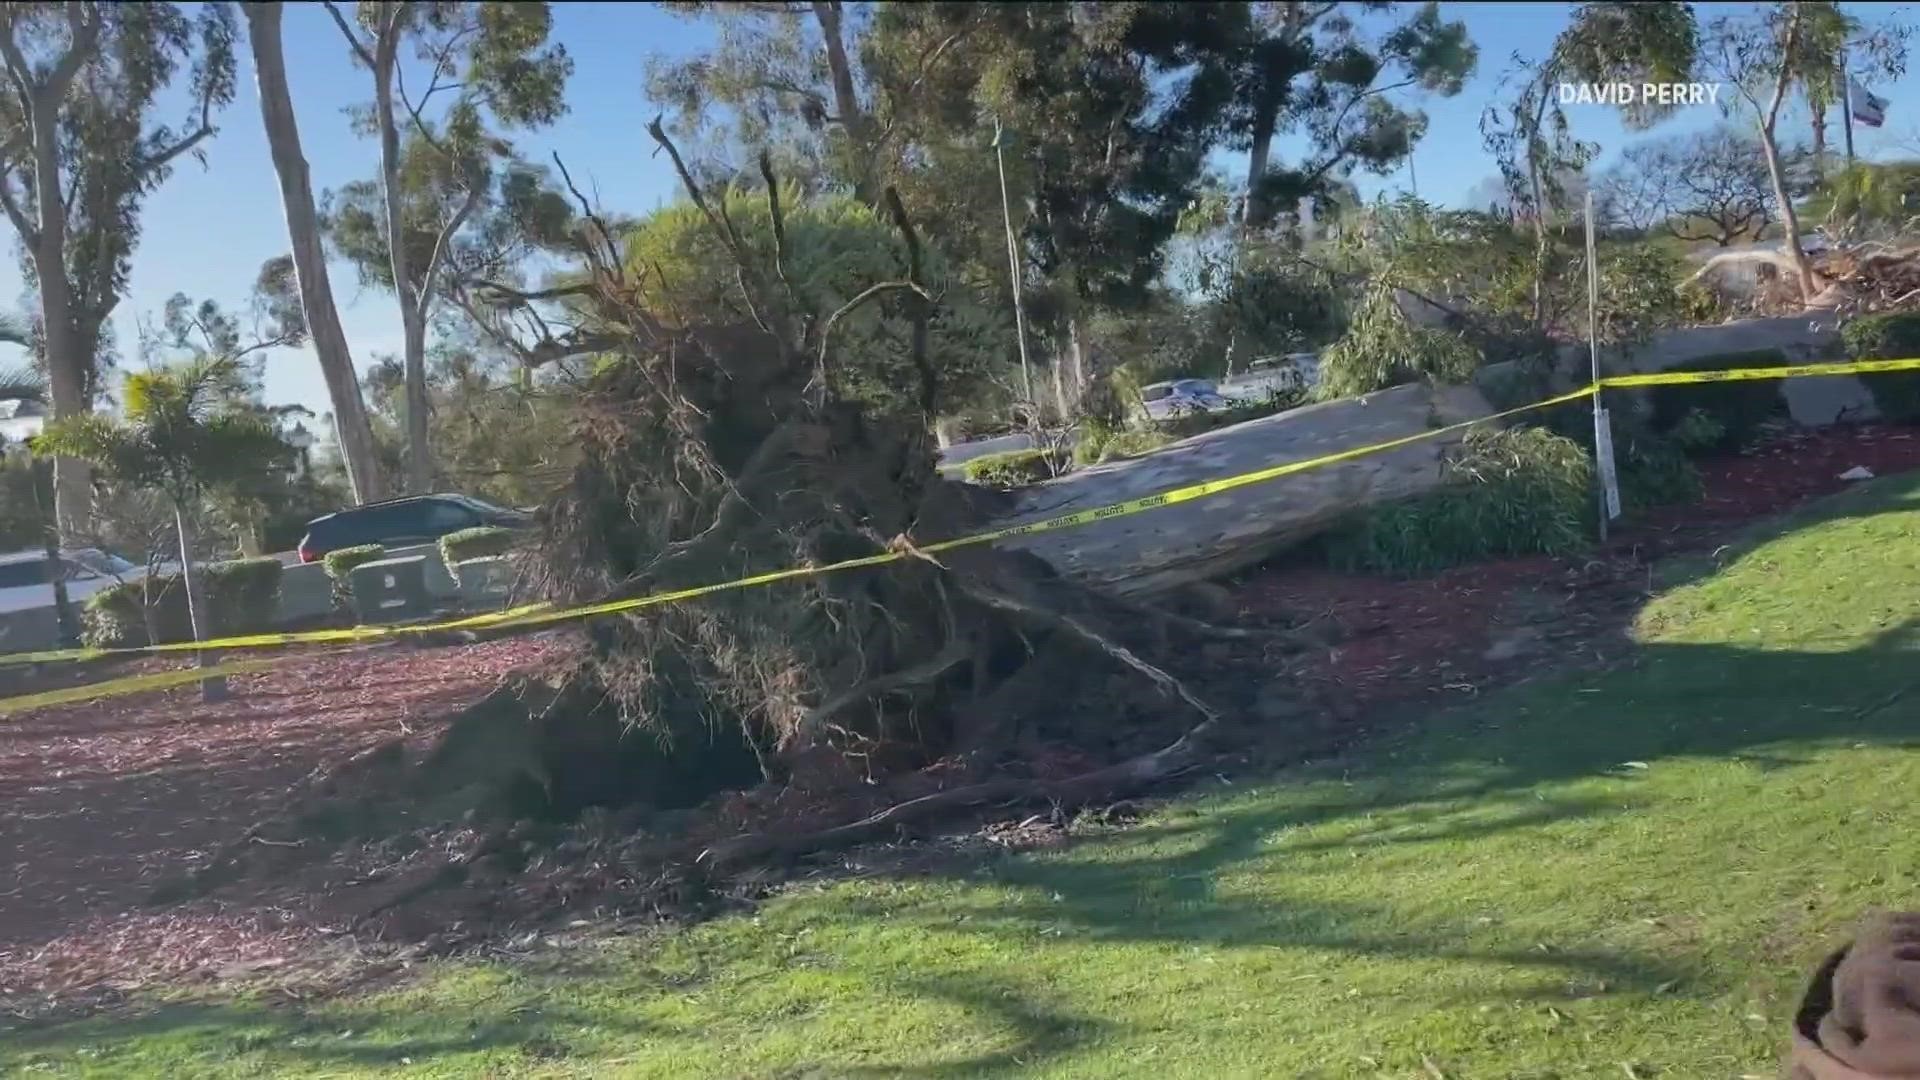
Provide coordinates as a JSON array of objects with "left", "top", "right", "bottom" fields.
[{"left": 989, "top": 381, "right": 1498, "bottom": 595}]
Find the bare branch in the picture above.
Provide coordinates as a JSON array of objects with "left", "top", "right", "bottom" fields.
[
  {"left": 758, "top": 148, "right": 806, "bottom": 316},
  {"left": 471, "top": 279, "right": 600, "bottom": 305},
  {"left": 419, "top": 185, "right": 484, "bottom": 308},
  {"left": 137, "top": 119, "right": 216, "bottom": 176},
  {"left": 392, "top": 22, "right": 477, "bottom": 165},
  {"left": 817, "top": 281, "right": 932, "bottom": 353},
  {"left": 550, "top": 151, "right": 625, "bottom": 276},
  {"left": 883, "top": 185, "right": 936, "bottom": 420},
  {"left": 322, "top": 0, "right": 377, "bottom": 69},
  {"left": 642, "top": 118, "right": 791, "bottom": 348}
]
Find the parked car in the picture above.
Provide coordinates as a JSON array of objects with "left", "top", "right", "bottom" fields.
[
  {"left": 0, "top": 547, "right": 147, "bottom": 615},
  {"left": 1219, "top": 352, "right": 1321, "bottom": 404},
  {"left": 295, "top": 493, "right": 534, "bottom": 563},
  {"left": 1138, "top": 379, "right": 1231, "bottom": 423}
]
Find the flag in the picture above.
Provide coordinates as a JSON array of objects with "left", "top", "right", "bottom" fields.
[{"left": 1849, "top": 75, "right": 1889, "bottom": 128}]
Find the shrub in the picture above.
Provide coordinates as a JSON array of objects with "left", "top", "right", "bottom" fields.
[
  {"left": 323, "top": 544, "right": 388, "bottom": 609},
  {"left": 323, "top": 544, "right": 388, "bottom": 585},
  {"left": 439, "top": 526, "right": 518, "bottom": 567},
  {"left": 1096, "top": 429, "right": 1176, "bottom": 462},
  {"left": 210, "top": 557, "right": 284, "bottom": 633},
  {"left": 82, "top": 557, "right": 285, "bottom": 648},
  {"left": 1328, "top": 427, "right": 1593, "bottom": 577},
  {"left": 963, "top": 448, "right": 1064, "bottom": 489},
  {"left": 1318, "top": 284, "right": 1482, "bottom": 400},
  {"left": 1645, "top": 349, "right": 1789, "bottom": 452},
  {"left": 1615, "top": 418, "right": 1703, "bottom": 510},
  {"left": 1841, "top": 312, "right": 1920, "bottom": 423},
  {"left": 1526, "top": 393, "right": 1702, "bottom": 513},
  {"left": 1073, "top": 417, "right": 1118, "bottom": 467},
  {"left": 1074, "top": 420, "right": 1179, "bottom": 467}
]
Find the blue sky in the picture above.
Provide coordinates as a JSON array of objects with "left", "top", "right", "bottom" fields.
[{"left": 5, "top": 1, "right": 1917, "bottom": 419}]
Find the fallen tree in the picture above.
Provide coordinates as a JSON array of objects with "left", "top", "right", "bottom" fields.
[
  {"left": 993, "top": 381, "right": 1497, "bottom": 595},
  {"left": 400, "top": 127, "right": 1310, "bottom": 868}
]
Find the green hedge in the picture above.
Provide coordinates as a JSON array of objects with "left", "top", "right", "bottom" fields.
[
  {"left": 1841, "top": 312, "right": 1920, "bottom": 423},
  {"left": 323, "top": 544, "right": 388, "bottom": 584},
  {"left": 439, "top": 526, "right": 518, "bottom": 567},
  {"left": 962, "top": 448, "right": 1064, "bottom": 489},
  {"left": 1328, "top": 427, "right": 1594, "bottom": 577},
  {"left": 1645, "top": 349, "right": 1789, "bottom": 452},
  {"left": 83, "top": 557, "right": 285, "bottom": 648}
]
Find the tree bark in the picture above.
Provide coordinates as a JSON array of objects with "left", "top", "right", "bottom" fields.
[
  {"left": 1064, "top": 306, "right": 1089, "bottom": 406},
  {"left": 370, "top": 9, "right": 434, "bottom": 494},
  {"left": 31, "top": 117, "right": 90, "bottom": 540},
  {"left": 1761, "top": 6, "right": 1819, "bottom": 302},
  {"left": 809, "top": 0, "right": 876, "bottom": 205},
  {"left": 29, "top": 457, "right": 76, "bottom": 641},
  {"left": 1524, "top": 84, "right": 1553, "bottom": 328},
  {"left": 173, "top": 504, "right": 227, "bottom": 704},
  {"left": 0, "top": 9, "right": 99, "bottom": 542},
  {"left": 245, "top": 2, "right": 386, "bottom": 506}
]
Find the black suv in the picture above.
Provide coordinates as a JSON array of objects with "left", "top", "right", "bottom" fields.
[{"left": 296, "top": 493, "right": 532, "bottom": 563}]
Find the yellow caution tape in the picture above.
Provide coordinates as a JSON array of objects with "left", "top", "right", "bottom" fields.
[
  {"left": 4, "top": 353, "right": 1918, "bottom": 676},
  {"left": 0, "top": 658, "right": 286, "bottom": 717},
  {"left": 1599, "top": 355, "right": 1920, "bottom": 388}
]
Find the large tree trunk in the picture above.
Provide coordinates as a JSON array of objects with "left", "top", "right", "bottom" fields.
[
  {"left": 1759, "top": 119, "right": 1819, "bottom": 301},
  {"left": 990, "top": 380, "right": 1496, "bottom": 595},
  {"left": 400, "top": 311, "right": 431, "bottom": 492},
  {"left": 371, "top": 22, "right": 433, "bottom": 494},
  {"left": 1810, "top": 95, "right": 1828, "bottom": 178},
  {"left": 173, "top": 505, "right": 227, "bottom": 704},
  {"left": 245, "top": 2, "right": 386, "bottom": 506},
  {"left": 32, "top": 141, "right": 90, "bottom": 540},
  {"left": 1222, "top": 113, "right": 1275, "bottom": 377}
]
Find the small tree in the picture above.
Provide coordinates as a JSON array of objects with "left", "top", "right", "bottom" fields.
[
  {"left": 34, "top": 357, "right": 290, "bottom": 701},
  {"left": 1700, "top": 2, "right": 1909, "bottom": 300},
  {"left": 321, "top": 0, "right": 572, "bottom": 494},
  {"left": 0, "top": 2, "right": 240, "bottom": 537},
  {"left": 1481, "top": 1, "right": 1697, "bottom": 324}
]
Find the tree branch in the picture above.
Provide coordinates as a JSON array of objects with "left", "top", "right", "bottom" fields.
[
  {"left": 470, "top": 278, "right": 600, "bottom": 305},
  {"left": 0, "top": 166, "right": 36, "bottom": 247},
  {"left": 45, "top": 2, "right": 97, "bottom": 102},
  {"left": 0, "top": 22, "right": 37, "bottom": 121},
  {"left": 644, "top": 117, "right": 793, "bottom": 349},
  {"left": 322, "top": 0, "right": 377, "bottom": 69},
  {"left": 419, "top": 185, "right": 484, "bottom": 309},
  {"left": 883, "top": 185, "right": 937, "bottom": 421}
]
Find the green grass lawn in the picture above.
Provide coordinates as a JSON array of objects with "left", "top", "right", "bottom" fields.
[{"left": 11, "top": 475, "right": 1920, "bottom": 1078}]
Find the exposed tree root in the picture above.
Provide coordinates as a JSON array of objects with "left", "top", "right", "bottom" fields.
[{"left": 695, "top": 707, "right": 1224, "bottom": 871}]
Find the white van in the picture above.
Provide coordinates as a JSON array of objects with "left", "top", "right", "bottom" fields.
[
  {"left": 1220, "top": 353, "right": 1320, "bottom": 403},
  {"left": 0, "top": 548, "right": 148, "bottom": 615}
]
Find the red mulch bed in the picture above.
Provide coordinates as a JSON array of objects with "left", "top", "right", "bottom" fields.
[
  {"left": 3, "top": 423, "right": 1919, "bottom": 1014},
  {"left": 0, "top": 636, "right": 560, "bottom": 1011},
  {"left": 1235, "top": 423, "right": 1920, "bottom": 719}
]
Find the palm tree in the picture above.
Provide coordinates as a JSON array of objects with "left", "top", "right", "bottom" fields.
[
  {"left": 0, "top": 313, "right": 39, "bottom": 409},
  {"left": 35, "top": 356, "right": 292, "bottom": 701},
  {"left": 0, "top": 367, "right": 40, "bottom": 407}
]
